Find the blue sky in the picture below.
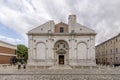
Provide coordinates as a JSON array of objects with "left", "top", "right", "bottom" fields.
[
  {"left": 0, "top": 23, "right": 19, "bottom": 38},
  {"left": 0, "top": 0, "right": 120, "bottom": 46},
  {"left": 0, "top": 22, "right": 26, "bottom": 45}
]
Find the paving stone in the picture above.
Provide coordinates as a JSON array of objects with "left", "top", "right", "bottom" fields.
[{"left": 0, "top": 65, "right": 120, "bottom": 80}]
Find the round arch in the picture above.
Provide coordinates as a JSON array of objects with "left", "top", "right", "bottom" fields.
[
  {"left": 77, "top": 41, "right": 88, "bottom": 48},
  {"left": 54, "top": 40, "right": 69, "bottom": 49},
  {"left": 77, "top": 41, "right": 88, "bottom": 60},
  {"left": 35, "top": 41, "right": 47, "bottom": 48},
  {"left": 35, "top": 41, "right": 46, "bottom": 60},
  {"left": 54, "top": 40, "right": 69, "bottom": 65}
]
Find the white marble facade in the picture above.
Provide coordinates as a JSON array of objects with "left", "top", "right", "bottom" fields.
[{"left": 27, "top": 15, "right": 96, "bottom": 67}]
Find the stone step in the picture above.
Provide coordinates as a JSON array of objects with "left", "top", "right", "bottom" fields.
[{"left": 49, "top": 65, "right": 72, "bottom": 69}]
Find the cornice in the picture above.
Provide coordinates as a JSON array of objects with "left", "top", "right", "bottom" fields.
[{"left": 27, "top": 33, "right": 96, "bottom": 36}]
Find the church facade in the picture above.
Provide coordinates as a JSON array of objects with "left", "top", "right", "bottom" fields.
[{"left": 27, "top": 15, "right": 96, "bottom": 67}]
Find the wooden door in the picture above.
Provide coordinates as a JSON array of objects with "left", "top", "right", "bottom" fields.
[{"left": 59, "top": 55, "right": 64, "bottom": 65}]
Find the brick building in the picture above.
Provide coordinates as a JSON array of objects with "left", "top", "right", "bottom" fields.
[
  {"left": 96, "top": 33, "right": 120, "bottom": 66},
  {"left": 0, "top": 41, "right": 16, "bottom": 64}
]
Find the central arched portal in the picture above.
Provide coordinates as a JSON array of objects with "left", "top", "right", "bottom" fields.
[{"left": 54, "top": 40, "right": 69, "bottom": 65}]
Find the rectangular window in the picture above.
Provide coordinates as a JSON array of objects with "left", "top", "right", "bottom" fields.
[
  {"left": 116, "top": 48, "right": 118, "bottom": 53},
  {"left": 116, "top": 39, "right": 117, "bottom": 42},
  {"left": 111, "top": 58, "right": 112, "bottom": 62},
  {"left": 60, "top": 27, "right": 64, "bottom": 33},
  {"left": 102, "top": 58, "right": 103, "bottom": 62},
  {"left": 111, "top": 49, "right": 112, "bottom": 54},
  {"left": 116, "top": 57, "right": 118, "bottom": 63}
]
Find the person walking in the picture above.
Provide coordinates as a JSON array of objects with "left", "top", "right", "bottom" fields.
[
  {"left": 18, "top": 62, "right": 21, "bottom": 69},
  {"left": 23, "top": 62, "right": 26, "bottom": 69}
]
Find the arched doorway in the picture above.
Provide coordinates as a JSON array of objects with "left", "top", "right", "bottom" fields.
[{"left": 54, "top": 40, "right": 69, "bottom": 65}]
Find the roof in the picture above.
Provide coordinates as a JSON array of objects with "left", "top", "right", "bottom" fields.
[
  {"left": 0, "top": 40, "right": 16, "bottom": 49},
  {"left": 96, "top": 33, "right": 120, "bottom": 47}
]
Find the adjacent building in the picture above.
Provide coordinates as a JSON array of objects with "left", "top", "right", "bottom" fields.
[
  {"left": 0, "top": 40, "right": 16, "bottom": 64},
  {"left": 96, "top": 34, "right": 120, "bottom": 66},
  {"left": 27, "top": 15, "right": 96, "bottom": 68}
]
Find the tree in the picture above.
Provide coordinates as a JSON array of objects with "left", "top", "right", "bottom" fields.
[{"left": 17, "top": 44, "right": 28, "bottom": 63}]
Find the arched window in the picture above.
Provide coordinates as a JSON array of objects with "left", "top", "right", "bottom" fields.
[
  {"left": 77, "top": 42, "right": 87, "bottom": 59},
  {"left": 36, "top": 42, "right": 46, "bottom": 59},
  {"left": 60, "top": 27, "right": 64, "bottom": 33}
]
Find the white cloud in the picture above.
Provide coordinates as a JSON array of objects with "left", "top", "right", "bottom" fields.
[
  {"left": 0, "top": 0, "right": 120, "bottom": 45},
  {"left": 0, "top": 35, "right": 25, "bottom": 45},
  {"left": 0, "top": 0, "right": 50, "bottom": 40}
]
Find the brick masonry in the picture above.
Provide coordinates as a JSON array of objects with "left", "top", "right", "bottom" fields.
[{"left": 0, "top": 46, "right": 16, "bottom": 64}]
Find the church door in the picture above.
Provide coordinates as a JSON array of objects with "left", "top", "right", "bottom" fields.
[{"left": 59, "top": 55, "right": 64, "bottom": 65}]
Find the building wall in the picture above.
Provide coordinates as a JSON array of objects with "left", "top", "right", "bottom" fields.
[
  {"left": 0, "top": 45, "right": 16, "bottom": 64},
  {"left": 27, "top": 15, "right": 96, "bottom": 67},
  {"left": 28, "top": 34, "right": 96, "bottom": 66},
  {"left": 96, "top": 34, "right": 120, "bottom": 66},
  {"left": 0, "top": 56, "right": 11, "bottom": 64},
  {"left": 0, "top": 46, "right": 15, "bottom": 54}
]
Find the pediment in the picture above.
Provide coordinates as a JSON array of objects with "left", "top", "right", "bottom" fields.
[
  {"left": 56, "top": 49, "right": 66, "bottom": 54},
  {"left": 74, "top": 23, "right": 96, "bottom": 34},
  {"left": 28, "top": 20, "right": 55, "bottom": 34}
]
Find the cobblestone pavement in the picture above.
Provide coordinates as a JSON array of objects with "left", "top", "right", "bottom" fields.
[
  {"left": 0, "top": 66, "right": 120, "bottom": 80},
  {"left": 1, "top": 75, "right": 120, "bottom": 80}
]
